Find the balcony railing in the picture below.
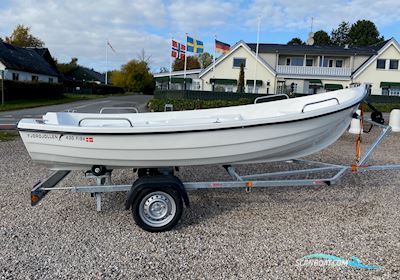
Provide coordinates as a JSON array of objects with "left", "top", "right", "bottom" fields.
[{"left": 276, "top": 65, "right": 352, "bottom": 77}]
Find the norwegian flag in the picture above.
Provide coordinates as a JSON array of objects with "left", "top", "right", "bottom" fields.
[{"left": 171, "top": 40, "right": 186, "bottom": 59}]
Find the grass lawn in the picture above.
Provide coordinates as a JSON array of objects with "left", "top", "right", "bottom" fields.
[
  {"left": 0, "top": 93, "right": 130, "bottom": 112},
  {"left": 0, "top": 131, "right": 19, "bottom": 142}
]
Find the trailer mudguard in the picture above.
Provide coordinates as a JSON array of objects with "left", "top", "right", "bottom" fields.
[{"left": 125, "top": 175, "right": 190, "bottom": 210}]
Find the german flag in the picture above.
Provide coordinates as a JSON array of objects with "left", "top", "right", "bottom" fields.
[{"left": 215, "top": 40, "right": 230, "bottom": 54}]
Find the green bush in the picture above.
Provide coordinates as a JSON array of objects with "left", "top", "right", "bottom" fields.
[
  {"left": 63, "top": 81, "right": 124, "bottom": 95},
  {"left": 148, "top": 98, "right": 252, "bottom": 112},
  {"left": 365, "top": 103, "right": 400, "bottom": 112},
  {"left": 3, "top": 80, "right": 63, "bottom": 100}
]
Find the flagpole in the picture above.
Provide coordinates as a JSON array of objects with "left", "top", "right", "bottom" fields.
[
  {"left": 105, "top": 42, "right": 108, "bottom": 85},
  {"left": 169, "top": 37, "right": 173, "bottom": 90},
  {"left": 213, "top": 35, "right": 216, "bottom": 78},
  {"left": 183, "top": 33, "right": 188, "bottom": 90},
  {"left": 253, "top": 16, "right": 261, "bottom": 94}
]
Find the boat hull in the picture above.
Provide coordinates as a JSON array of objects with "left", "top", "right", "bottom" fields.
[{"left": 19, "top": 105, "right": 357, "bottom": 170}]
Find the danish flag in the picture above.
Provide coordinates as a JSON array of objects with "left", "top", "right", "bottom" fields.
[{"left": 171, "top": 40, "right": 186, "bottom": 59}]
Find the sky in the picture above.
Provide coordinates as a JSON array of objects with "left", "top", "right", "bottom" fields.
[{"left": 0, "top": 0, "right": 399, "bottom": 73}]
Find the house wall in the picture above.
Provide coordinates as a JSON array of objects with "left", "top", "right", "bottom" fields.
[
  {"left": 0, "top": 69, "right": 58, "bottom": 83},
  {"left": 201, "top": 45, "right": 276, "bottom": 94},
  {"left": 353, "top": 44, "right": 400, "bottom": 95},
  {"left": 352, "top": 55, "right": 370, "bottom": 71},
  {"left": 259, "top": 53, "right": 278, "bottom": 68}
]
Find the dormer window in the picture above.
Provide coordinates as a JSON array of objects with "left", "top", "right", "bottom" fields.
[
  {"left": 377, "top": 59, "right": 386, "bottom": 69},
  {"left": 389, "top": 60, "right": 398, "bottom": 70},
  {"left": 233, "top": 58, "right": 246, "bottom": 68}
]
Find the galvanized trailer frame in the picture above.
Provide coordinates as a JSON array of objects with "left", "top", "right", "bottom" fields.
[{"left": 31, "top": 119, "right": 400, "bottom": 231}]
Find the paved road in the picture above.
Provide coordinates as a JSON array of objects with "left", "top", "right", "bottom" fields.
[{"left": 0, "top": 94, "right": 152, "bottom": 129}]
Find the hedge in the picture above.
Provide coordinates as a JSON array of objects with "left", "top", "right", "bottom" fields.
[
  {"left": 1, "top": 80, "right": 63, "bottom": 101},
  {"left": 366, "top": 95, "right": 400, "bottom": 104},
  {"left": 63, "top": 81, "right": 124, "bottom": 95},
  {"left": 154, "top": 90, "right": 267, "bottom": 101},
  {"left": 148, "top": 98, "right": 252, "bottom": 112}
]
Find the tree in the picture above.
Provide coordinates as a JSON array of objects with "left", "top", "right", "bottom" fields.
[
  {"left": 348, "top": 20, "right": 384, "bottom": 46},
  {"left": 287, "top": 37, "right": 304, "bottom": 45},
  {"left": 111, "top": 59, "right": 155, "bottom": 94},
  {"left": 5, "top": 24, "right": 44, "bottom": 47},
  {"left": 313, "top": 30, "right": 332, "bottom": 46},
  {"left": 56, "top": 58, "right": 79, "bottom": 74},
  {"left": 331, "top": 21, "right": 351, "bottom": 46},
  {"left": 198, "top": 52, "right": 213, "bottom": 68},
  {"left": 137, "top": 48, "right": 152, "bottom": 64},
  {"left": 172, "top": 56, "right": 200, "bottom": 71},
  {"left": 236, "top": 63, "right": 245, "bottom": 93}
]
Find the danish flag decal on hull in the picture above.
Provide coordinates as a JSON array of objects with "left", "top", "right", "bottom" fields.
[{"left": 85, "top": 137, "right": 94, "bottom": 143}]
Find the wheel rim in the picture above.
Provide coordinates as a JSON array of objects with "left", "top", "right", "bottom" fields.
[{"left": 139, "top": 191, "right": 176, "bottom": 228}]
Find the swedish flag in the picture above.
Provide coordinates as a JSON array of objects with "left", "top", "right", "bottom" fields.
[{"left": 186, "top": 36, "right": 204, "bottom": 53}]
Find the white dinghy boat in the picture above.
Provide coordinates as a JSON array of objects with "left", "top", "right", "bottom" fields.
[{"left": 18, "top": 84, "right": 368, "bottom": 171}]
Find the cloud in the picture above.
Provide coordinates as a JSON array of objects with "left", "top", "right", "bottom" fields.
[
  {"left": 245, "top": 0, "right": 400, "bottom": 32},
  {"left": 0, "top": 0, "right": 169, "bottom": 71},
  {"left": 0, "top": 0, "right": 398, "bottom": 72},
  {"left": 167, "top": 0, "right": 240, "bottom": 33}
]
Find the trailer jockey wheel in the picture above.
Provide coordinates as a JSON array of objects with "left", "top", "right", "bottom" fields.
[
  {"left": 371, "top": 111, "right": 385, "bottom": 125},
  {"left": 132, "top": 188, "right": 183, "bottom": 232},
  {"left": 91, "top": 165, "right": 107, "bottom": 176}
]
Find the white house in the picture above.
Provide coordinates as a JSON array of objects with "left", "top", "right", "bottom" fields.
[
  {"left": 155, "top": 38, "right": 400, "bottom": 96},
  {"left": 154, "top": 69, "right": 202, "bottom": 90},
  {"left": 0, "top": 42, "right": 59, "bottom": 83}
]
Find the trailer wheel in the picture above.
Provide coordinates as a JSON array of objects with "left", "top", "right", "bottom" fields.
[
  {"left": 132, "top": 188, "right": 183, "bottom": 232},
  {"left": 91, "top": 165, "right": 107, "bottom": 176}
]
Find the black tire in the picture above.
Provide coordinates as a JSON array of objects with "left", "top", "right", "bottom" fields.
[{"left": 132, "top": 188, "right": 183, "bottom": 232}]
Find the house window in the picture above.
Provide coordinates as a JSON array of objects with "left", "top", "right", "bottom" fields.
[
  {"left": 214, "top": 85, "right": 225, "bottom": 92},
  {"left": 247, "top": 85, "right": 260, "bottom": 94},
  {"left": 32, "top": 75, "right": 39, "bottom": 82},
  {"left": 336, "top": 60, "right": 343, "bottom": 68},
  {"left": 49, "top": 78, "right": 54, "bottom": 83},
  {"left": 286, "top": 57, "right": 304, "bottom": 66},
  {"left": 12, "top": 73, "right": 19, "bottom": 81},
  {"left": 382, "top": 87, "right": 400, "bottom": 96},
  {"left": 291, "top": 57, "right": 303, "bottom": 66},
  {"left": 225, "top": 85, "right": 234, "bottom": 92},
  {"left": 233, "top": 58, "right": 246, "bottom": 68},
  {"left": 377, "top": 59, "right": 386, "bottom": 69},
  {"left": 328, "top": 59, "right": 334, "bottom": 67},
  {"left": 191, "top": 81, "right": 200, "bottom": 90},
  {"left": 306, "top": 59, "right": 313, "bottom": 66},
  {"left": 389, "top": 60, "right": 399, "bottom": 70},
  {"left": 320, "top": 59, "right": 329, "bottom": 67}
]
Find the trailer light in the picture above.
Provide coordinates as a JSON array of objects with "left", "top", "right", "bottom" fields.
[
  {"left": 31, "top": 194, "right": 40, "bottom": 204},
  {"left": 245, "top": 181, "right": 253, "bottom": 188}
]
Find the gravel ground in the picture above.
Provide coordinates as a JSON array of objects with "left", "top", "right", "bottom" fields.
[{"left": 0, "top": 128, "right": 399, "bottom": 279}]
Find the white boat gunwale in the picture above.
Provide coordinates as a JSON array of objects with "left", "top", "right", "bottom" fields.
[
  {"left": 17, "top": 85, "right": 369, "bottom": 170},
  {"left": 17, "top": 94, "right": 366, "bottom": 135}
]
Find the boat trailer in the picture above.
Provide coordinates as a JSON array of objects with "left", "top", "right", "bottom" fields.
[{"left": 31, "top": 118, "right": 400, "bottom": 232}]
